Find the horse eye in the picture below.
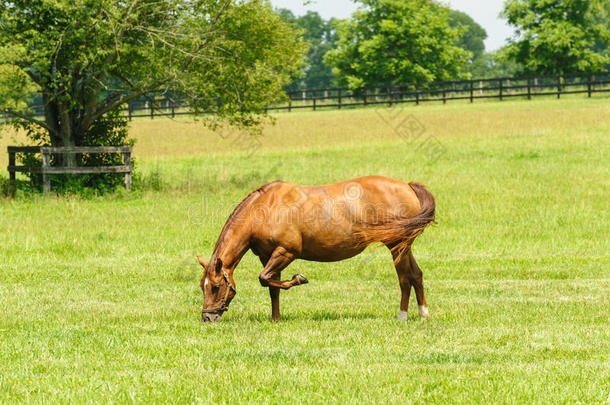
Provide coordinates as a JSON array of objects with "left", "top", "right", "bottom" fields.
[{"left": 211, "top": 285, "right": 221, "bottom": 294}]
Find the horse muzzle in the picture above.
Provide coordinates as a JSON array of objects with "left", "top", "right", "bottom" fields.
[{"left": 202, "top": 312, "right": 223, "bottom": 322}]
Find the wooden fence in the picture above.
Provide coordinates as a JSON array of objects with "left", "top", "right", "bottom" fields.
[
  {"left": 7, "top": 146, "right": 132, "bottom": 194},
  {"left": 271, "top": 71, "right": 610, "bottom": 112},
  {"left": 2, "top": 71, "right": 609, "bottom": 121},
  {"left": 125, "top": 71, "right": 610, "bottom": 116},
  {"left": 129, "top": 71, "right": 610, "bottom": 116}
]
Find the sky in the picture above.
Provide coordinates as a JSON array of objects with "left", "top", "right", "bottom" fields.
[{"left": 269, "top": 0, "right": 515, "bottom": 52}]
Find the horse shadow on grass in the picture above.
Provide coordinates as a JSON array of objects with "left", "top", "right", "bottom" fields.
[{"left": 238, "top": 309, "right": 402, "bottom": 323}]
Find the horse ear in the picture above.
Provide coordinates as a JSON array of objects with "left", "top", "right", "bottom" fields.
[
  {"left": 197, "top": 256, "right": 208, "bottom": 270},
  {"left": 215, "top": 258, "right": 223, "bottom": 274}
]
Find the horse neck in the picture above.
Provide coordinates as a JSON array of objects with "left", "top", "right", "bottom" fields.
[
  {"left": 212, "top": 184, "right": 270, "bottom": 272},
  {"left": 212, "top": 221, "right": 251, "bottom": 272}
]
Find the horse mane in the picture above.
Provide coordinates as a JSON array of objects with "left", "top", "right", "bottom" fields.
[{"left": 210, "top": 180, "right": 282, "bottom": 263}]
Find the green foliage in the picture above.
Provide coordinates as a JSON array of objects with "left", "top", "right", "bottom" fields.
[
  {"left": 0, "top": 0, "right": 307, "bottom": 149},
  {"left": 589, "top": 0, "right": 610, "bottom": 68},
  {"left": 479, "top": 48, "right": 523, "bottom": 78},
  {"left": 448, "top": 10, "right": 488, "bottom": 77},
  {"left": 0, "top": 45, "right": 37, "bottom": 113},
  {"left": 324, "top": 0, "right": 471, "bottom": 89},
  {"left": 0, "top": 174, "right": 10, "bottom": 198},
  {"left": 502, "top": 0, "right": 610, "bottom": 75},
  {"left": 277, "top": 9, "right": 339, "bottom": 90}
]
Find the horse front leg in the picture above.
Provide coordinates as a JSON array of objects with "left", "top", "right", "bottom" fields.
[
  {"left": 258, "top": 247, "right": 308, "bottom": 290},
  {"left": 258, "top": 247, "right": 308, "bottom": 321},
  {"left": 259, "top": 256, "right": 282, "bottom": 322},
  {"left": 269, "top": 276, "right": 280, "bottom": 322}
]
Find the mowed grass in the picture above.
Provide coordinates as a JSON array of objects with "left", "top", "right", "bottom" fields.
[{"left": 1, "top": 98, "right": 609, "bottom": 403}]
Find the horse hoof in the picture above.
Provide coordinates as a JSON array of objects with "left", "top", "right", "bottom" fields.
[{"left": 293, "top": 274, "right": 308, "bottom": 285}]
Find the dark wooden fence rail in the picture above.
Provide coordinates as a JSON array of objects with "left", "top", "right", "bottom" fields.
[
  {"left": 126, "top": 71, "right": 610, "bottom": 116},
  {"left": 1, "top": 72, "right": 609, "bottom": 121},
  {"left": 271, "top": 71, "right": 610, "bottom": 112},
  {"left": 7, "top": 146, "right": 132, "bottom": 194}
]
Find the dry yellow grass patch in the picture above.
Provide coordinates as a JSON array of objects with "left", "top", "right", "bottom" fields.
[
  {"left": 1, "top": 98, "right": 609, "bottom": 168},
  {"left": 119, "top": 98, "right": 610, "bottom": 159}
]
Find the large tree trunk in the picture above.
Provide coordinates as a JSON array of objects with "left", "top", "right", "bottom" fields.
[
  {"left": 55, "top": 104, "right": 79, "bottom": 168},
  {"left": 43, "top": 93, "right": 80, "bottom": 167}
]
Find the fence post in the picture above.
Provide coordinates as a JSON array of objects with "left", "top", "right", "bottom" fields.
[
  {"left": 288, "top": 100, "right": 292, "bottom": 112},
  {"left": 587, "top": 74, "right": 592, "bottom": 98},
  {"left": 171, "top": 99, "right": 175, "bottom": 118},
  {"left": 338, "top": 89, "right": 342, "bottom": 109},
  {"left": 527, "top": 78, "right": 531, "bottom": 100},
  {"left": 499, "top": 79, "right": 503, "bottom": 101},
  {"left": 313, "top": 97, "right": 316, "bottom": 111},
  {"left": 128, "top": 102, "right": 133, "bottom": 121},
  {"left": 363, "top": 91, "right": 368, "bottom": 106},
  {"left": 470, "top": 80, "right": 474, "bottom": 103},
  {"left": 123, "top": 150, "right": 132, "bottom": 191},
  {"left": 443, "top": 84, "right": 447, "bottom": 104},
  {"left": 8, "top": 149, "right": 15, "bottom": 196},
  {"left": 41, "top": 149, "right": 50, "bottom": 194},
  {"left": 150, "top": 102, "right": 154, "bottom": 119},
  {"left": 557, "top": 75, "right": 561, "bottom": 99},
  {"left": 415, "top": 84, "right": 419, "bottom": 105},
  {"left": 388, "top": 87, "right": 393, "bottom": 107}
]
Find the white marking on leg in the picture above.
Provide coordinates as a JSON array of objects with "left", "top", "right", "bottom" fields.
[
  {"left": 418, "top": 305, "right": 429, "bottom": 318},
  {"left": 204, "top": 278, "right": 209, "bottom": 288},
  {"left": 397, "top": 310, "right": 408, "bottom": 322}
]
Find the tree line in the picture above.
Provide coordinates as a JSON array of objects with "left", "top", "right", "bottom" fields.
[{"left": 279, "top": 0, "right": 610, "bottom": 91}]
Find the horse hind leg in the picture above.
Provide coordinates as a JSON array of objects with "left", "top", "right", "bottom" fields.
[
  {"left": 390, "top": 247, "right": 413, "bottom": 321},
  {"left": 390, "top": 247, "right": 429, "bottom": 320},
  {"left": 408, "top": 249, "right": 429, "bottom": 318}
]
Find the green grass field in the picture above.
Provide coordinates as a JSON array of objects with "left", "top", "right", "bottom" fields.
[{"left": 1, "top": 98, "right": 609, "bottom": 403}]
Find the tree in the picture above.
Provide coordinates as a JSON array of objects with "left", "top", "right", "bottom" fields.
[
  {"left": 589, "top": 0, "right": 610, "bottom": 68},
  {"left": 448, "top": 10, "right": 488, "bottom": 77},
  {"left": 324, "top": 0, "right": 471, "bottom": 89},
  {"left": 0, "top": 0, "right": 307, "bottom": 167},
  {"left": 277, "top": 9, "right": 339, "bottom": 90},
  {"left": 483, "top": 48, "right": 522, "bottom": 78},
  {"left": 502, "top": 0, "right": 610, "bottom": 75}
]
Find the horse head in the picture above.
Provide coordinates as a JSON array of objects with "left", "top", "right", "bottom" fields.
[{"left": 198, "top": 256, "right": 236, "bottom": 322}]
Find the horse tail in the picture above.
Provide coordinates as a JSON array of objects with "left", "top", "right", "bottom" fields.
[{"left": 360, "top": 182, "right": 436, "bottom": 263}]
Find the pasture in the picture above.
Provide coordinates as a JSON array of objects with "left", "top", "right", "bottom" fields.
[{"left": 0, "top": 98, "right": 609, "bottom": 403}]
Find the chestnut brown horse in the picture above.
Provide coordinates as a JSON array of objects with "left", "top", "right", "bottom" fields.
[{"left": 197, "top": 176, "right": 435, "bottom": 322}]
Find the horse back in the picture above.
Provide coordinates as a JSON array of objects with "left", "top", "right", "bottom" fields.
[{"left": 247, "top": 176, "right": 424, "bottom": 261}]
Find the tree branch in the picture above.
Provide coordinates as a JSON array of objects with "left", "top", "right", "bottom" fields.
[
  {"left": 1, "top": 108, "right": 55, "bottom": 135},
  {"left": 80, "top": 78, "right": 172, "bottom": 130}
]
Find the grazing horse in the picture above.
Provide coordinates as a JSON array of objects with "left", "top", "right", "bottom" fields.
[{"left": 197, "top": 176, "right": 435, "bottom": 322}]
